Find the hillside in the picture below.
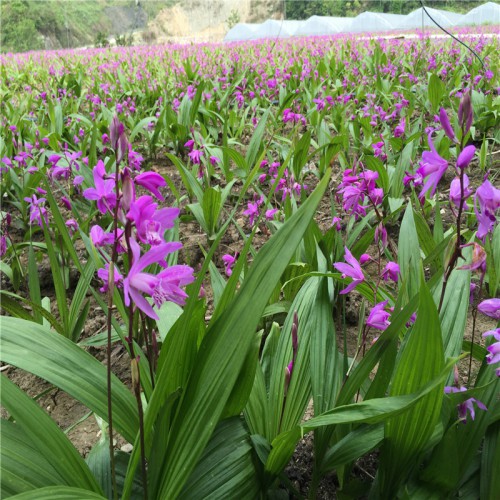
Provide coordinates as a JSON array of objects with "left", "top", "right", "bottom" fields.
[
  {"left": 0, "top": 0, "right": 486, "bottom": 52},
  {"left": 0, "top": 0, "right": 168, "bottom": 52}
]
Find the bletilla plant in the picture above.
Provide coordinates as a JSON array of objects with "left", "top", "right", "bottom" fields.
[{"left": 0, "top": 25, "right": 499, "bottom": 500}]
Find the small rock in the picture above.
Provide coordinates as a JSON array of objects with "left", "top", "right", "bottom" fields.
[{"left": 121, "top": 443, "right": 133, "bottom": 453}]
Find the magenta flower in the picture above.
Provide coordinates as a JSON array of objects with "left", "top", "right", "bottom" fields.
[
  {"left": 0, "top": 235, "right": 7, "bottom": 256},
  {"left": 24, "top": 194, "right": 48, "bottom": 227},
  {"left": 394, "top": 117, "right": 406, "bottom": 138},
  {"left": 135, "top": 171, "right": 166, "bottom": 201},
  {"left": 123, "top": 239, "right": 185, "bottom": 319},
  {"left": 97, "top": 263, "right": 123, "bottom": 293},
  {"left": 478, "top": 298, "right": 500, "bottom": 320},
  {"left": 128, "top": 148, "right": 144, "bottom": 171},
  {"left": 417, "top": 133, "right": 448, "bottom": 200},
  {"left": 483, "top": 329, "right": 500, "bottom": 376},
  {"left": 474, "top": 179, "right": 500, "bottom": 240},
  {"left": 333, "top": 247, "right": 365, "bottom": 294},
  {"left": 366, "top": 301, "right": 391, "bottom": 331},
  {"left": 265, "top": 208, "right": 278, "bottom": 220},
  {"left": 188, "top": 149, "right": 202, "bottom": 165},
  {"left": 82, "top": 160, "right": 116, "bottom": 214},
  {"left": 381, "top": 262, "right": 400, "bottom": 282},
  {"left": 444, "top": 386, "right": 487, "bottom": 422},
  {"left": 65, "top": 219, "right": 79, "bottom": 235},
  {"left": 450, "top": 174, "right": 473, "bottom": 211},
  {"left": 222, "top": 253, "right": 237, "bottom": 277},
  {"left": 243, "top": 201, "right": 260, "bottom": 226},
  {"left": 90, "top": 225, "right": 116, "bottom": 247},
  {"left": 152, "top": 265, "right": 194, "bottom": 308},
  {"left": 127, "top": 196, "right": 179, "bottom": 246}
]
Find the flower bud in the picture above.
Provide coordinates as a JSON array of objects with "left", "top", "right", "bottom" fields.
[
  {"left": 458, "top": 91, "right": 473, "bottom": 133},
  {"left": 457, "top": 145, "right": 476, "bottom": 169},
  {"left": 439, "top": 107, "right": 457, "bottom": 143}
]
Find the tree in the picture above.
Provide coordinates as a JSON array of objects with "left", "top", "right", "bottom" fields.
[{"left": 226, "top": 9, "right": 240, "bottom": 30}]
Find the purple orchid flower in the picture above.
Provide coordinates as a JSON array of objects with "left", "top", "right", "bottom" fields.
[
  {"left": 478, "top": 298, "right": 500, "bottom": 320},
  {"left": 381, "top": 262, "right": 400, "bottom": 282},
  {"left": 222, "top": 253, "right": 237, "bottom": 277},
  {"left": 366, "top": 301, "right": 391, "bottom": 331},
  {"left": 82, "top": 160, "right": 116, "bottom": 214},
  {"left": 24, "top": 194, "right": 48, "bottom": 227},
  {"left": 97, "top": 263, "right": 123, "bottom": 293},
  {"left": 152, "top": 264, "right": 194, "bottom": 308},
  {"left": 444, "top": 386, "right": 487, "bottom": 422},
  {"left": 135, "top": 171, "right": 167, "bottom": 201},
  {"left": 474, "top": 179, "right": 500, "bottom": 240},
  {"left": 417, "top": 133, "right": 448, "bottom": 201},
  {"left": 243, "top": 201, "right": 260, "bottom": 226},
  {"left": 127, "top": 196, "right": 179, "bottom": 246},
  {"left": 334, "top": 247, "right": 365, "bottom": 295},
  {"left": 90, "top": 225, "right": 118, "bottom": 247},
  {"left": 188, "top": 149, "right": 203, "bottom": 165},
  {"left": 483, "top": 329, "right": 500, "bottom": 376},
  {"left": 123, "top": 239, "right": 184, "bottom": 320}
]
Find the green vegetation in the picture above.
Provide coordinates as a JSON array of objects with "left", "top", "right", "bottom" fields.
[
  {"left": 284, "top": 0, "right": 487, "bottom": 19},
  {"left": 0, "top": 0, "right": 167, "bottom": 53}
]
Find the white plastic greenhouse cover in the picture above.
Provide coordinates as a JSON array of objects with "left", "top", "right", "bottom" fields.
[
  {"left": 294, "top": 16, "right": 353, "bottom": 36},
  {"left": 349, "top": 12, "right": 407, "bottom": 32},
  {"left": 253, "top": 19, "right": 300, "bottom": 39},
  {"left": 400, "top": 7, "right": 464, "bottom": 29},
  {"left": 456, "top": 2, "right": 500, "bottom": 25},
  {"left": 223, "top": 3, "right": 499, "bottom": 42},
  {"left": 224, "top": 23, "right": 259, "bottom": 41}
]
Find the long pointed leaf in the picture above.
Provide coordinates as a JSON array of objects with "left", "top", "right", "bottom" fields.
[
  {"left": 1, "top": 376, "right": 102, "bottom": 495},
  {"left": 153, "top": 170, "right": 331, "bottom": 498},
  {"left": 0, "top": 318, "right": 138, "bottom": 443}
]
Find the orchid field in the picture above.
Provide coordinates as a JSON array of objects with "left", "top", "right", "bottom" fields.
[{"left": 1, "top": 27, "right": 500, "bottom": 500}]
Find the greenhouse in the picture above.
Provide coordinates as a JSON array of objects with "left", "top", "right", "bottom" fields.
[
  {"left": 349, "top": 12, "right": 407, "bottom": 33},
  {"left": 400, "top": 6, "right": 464, "bottom": 29},
  {"left": 456, "top": 2, "right": 500, "bottom": 26},
  {"left": 293, "top": 16, "right": 353, "bottom": 36},
  {"left": 223, "top": 2, "right": 499, "bottom": 41}
]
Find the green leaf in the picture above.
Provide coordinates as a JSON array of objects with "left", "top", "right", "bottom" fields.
[
  {"left": 152, "top": 170, "right": 331, "bottom": 499},
  {"left": 86, "top": 422, "right": 112, "bottom": 499},
  {"left": 41, "top": 220, "right": 68, "bottom": 333},
  {"left": 245, "top": 108, "right": 270, "bottom": 172},
  {"left": 155, "top": 301, "right": 184, "bottom": 342},
  {"left": 27, "top": 245, "right": 42, "bottom": 324},
  {"left": 480, "top": 420, "right": 500, "bottom": 500},
  {"left": 69, "top": 259, "right": 95, "bottom": 342},
  {"left": 202, "top": 186, "right": 222, "bottom": 237},
  {"left": 1, "top": 377, "right": 102, "bottom": 495},
  {"left": 7, "top": 486, "right": 105, "bottom": 499},
  {"left": 398, "top": 204, "right": 421, "bottom": 302},
  {"left": 428, "top": 73, "right": 445, "bottom": 112},
  {"left": 265, "top": 358, "right": 456, "bottom": 476},
  {"left": 180, "top": 417, "right": 259, "bottom": 499},
  {"left": 436, "top": 247, "right": 471, "bottom": 361},
  {"left": 321, "top": 424, "right": 384, "bottom": 474},
  {"left": 379, "top": 280, "right": 445, "bottom": 497},
  {"left": 0, "top": 419, "right": 66, "bottom": 496},
  {"left": 0, "top": 318, "right": 138, "bottom": 443}
]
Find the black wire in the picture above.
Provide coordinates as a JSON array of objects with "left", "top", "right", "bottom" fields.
[{"left": 419, "top": 0, "right": 486, "bottom": 70}]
